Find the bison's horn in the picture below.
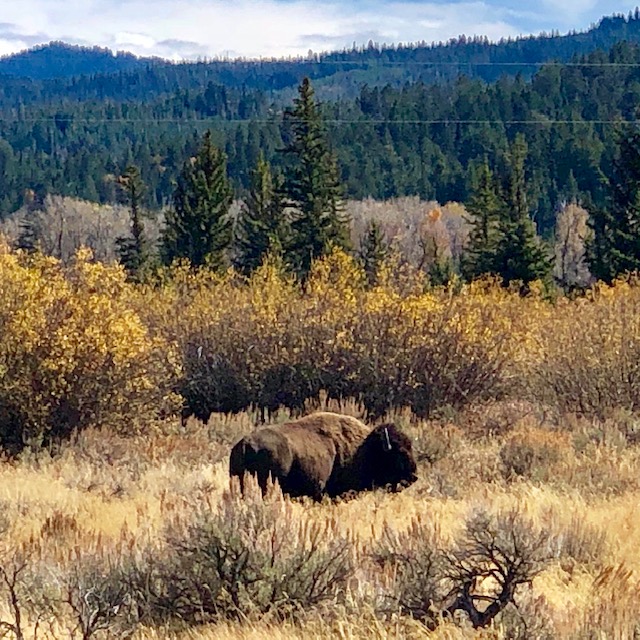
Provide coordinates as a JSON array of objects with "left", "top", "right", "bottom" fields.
[{"left": 383, "top": 426, "right": 392, "bottom": 452}]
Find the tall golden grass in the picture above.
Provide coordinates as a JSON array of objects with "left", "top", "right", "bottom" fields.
[{"left": 0, "top": 402, "right": 636, "bottom": 637}]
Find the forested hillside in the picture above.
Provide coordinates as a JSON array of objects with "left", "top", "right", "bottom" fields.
[
  {"left": 0, "top": 42, "right": 159, "bottom": 80},
  {"left": 2, "top": 40, "right": 640, "bottom": 231},
  {"left": 1, "top": 12, "right": 640, "bottom": 228},
  {"left": 3, "top": 11, "right": 640, "bottom": 90}
]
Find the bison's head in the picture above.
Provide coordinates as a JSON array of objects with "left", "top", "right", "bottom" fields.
[{"left": 362, "top": 423, "right": 418, "bottom": 491}]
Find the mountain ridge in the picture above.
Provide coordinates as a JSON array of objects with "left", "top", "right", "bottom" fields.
[
  {"left": 0, "top": 11, "right": 639, "bottom": 226},
  {"left": 1, "top": 11, "right": 640, "bottom": 90}
]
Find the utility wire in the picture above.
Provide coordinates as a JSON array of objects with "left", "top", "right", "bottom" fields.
[
  {"left": 0, "top": 117, "right": 636, "bottom": 125},
  {"left": 11, "top": 58, "right": 640, "bottom": 67}
]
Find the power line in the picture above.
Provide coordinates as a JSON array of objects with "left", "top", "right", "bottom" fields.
[
  {"left": 248, "top": 60, "right": 640, "bottom": 67},
  {"left": 0, "top": 116, "right": 636, "bottom": 125}
]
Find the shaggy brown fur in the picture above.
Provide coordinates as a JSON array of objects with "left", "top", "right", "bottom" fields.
[{"left": 229, "top": 412, "right": 418, "bottom": 499}]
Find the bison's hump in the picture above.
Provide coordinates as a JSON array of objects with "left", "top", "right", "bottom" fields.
[{"left": 279, "top": 412, "right": 369, "bottom": 462}]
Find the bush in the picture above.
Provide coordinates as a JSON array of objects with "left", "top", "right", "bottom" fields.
[
  {"left": 137, "top": 251, "right": 536, "bottom": 421},
  {"left": 531, "top": 277, "right": 640, "bottom": 417},
  {"left": 500, "top": 426, "right": 572, "bottom": 482},
  {"left": 370, "top": 507, "right": 558, "bottom": 631},
  {"left": 339, "top": 276, "right": 536, "bottom": 418},
  {"left": 47, "top": 554, "right": 137, "bottom": 639},
  {"left": 0, "top": 241, "right": 180, "bottom": 451},
  {"left": 131, "top": 480, "right": 355, "bottom": 625},
  {"left": 444, "top": 508, "right": 557, "bottom": 629},
  {"left": 369, "top": 517, "right": 446, "bottom": 624}
]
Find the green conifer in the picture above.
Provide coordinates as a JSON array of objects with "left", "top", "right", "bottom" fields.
[
  {"left": 492, "top": 135, "right": 552, "bottom": 287},
  {"left": 233, "top": 155, "right": 289, "bottom": 275},
  {"left": 462, "top": 158, "right": 503, "bottom": 280},
  {"left": 281, "top": 77, "right": 350, "bottom": 279},
  {"left": 161, "top": 131, "right": 232, "bottom": 271},
  {"left": 359, "top": 219, "right": 389, "bottom": 286},
  {"left": 588, "top": 125, "right": 640, "bottom": 282},
  {"left": 115, "top": 165, "right": 151, "bottom": 281}
]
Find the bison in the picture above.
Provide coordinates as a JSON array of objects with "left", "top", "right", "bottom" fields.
[{"left": 229, "top": 412, "right": 418, "bottom": 500}]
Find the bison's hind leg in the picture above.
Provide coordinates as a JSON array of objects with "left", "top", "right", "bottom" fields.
[
  {"left": 229, "top": 469, "right": 276, "bottom": 498},
  {"left": 235, "top": 449, "right": 289, "bottom": 497},
  {"left": 229, "top": 471, "right": 245, "bottom": 495}
]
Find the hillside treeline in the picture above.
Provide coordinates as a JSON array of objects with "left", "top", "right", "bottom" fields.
[
  {"left": 3, "top": 13, "right": 640, "bottom": 89},
  {"left": 3, "top": 37, "right": 640, "bottom": 225}
]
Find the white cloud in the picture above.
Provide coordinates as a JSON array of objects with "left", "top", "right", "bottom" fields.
[
  {"left": 0, "top": 40, "right": 23, "bottom": 57},
  {"left": 0, "top": 0, "right": 635, "bottom": 60},
  {"left": 539, "top": 0, "right": 599, "bottom": 16},
  {"left": 114, "top": 32, "right": 156, "bottom": 50},
  {"left": 537, "top": 0, "right": 636, "bottom": 24}
]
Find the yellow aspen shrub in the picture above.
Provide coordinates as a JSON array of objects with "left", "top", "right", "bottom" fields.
[
  {"left": 134, "top": 250, "right": 372, "bottom": 422},
  {"left": 0, "top": 241, "right": 181, "bottom": 450},
  {"left": 288, "top": 250, "right": 366, "bottom": 408},
  {"left": 531, "top": 276, "right": 640, "bottom": 416},
  {"left": 304, "top": 247, "right": 366, "bottom": 306},
  {"left": 248, "top": 253, "right": 298, "bottom": 323},
  {"left": 342, "top": 287, "right": 420, "bottom": 415},
  {"left": 134, "top": 261, "right": 266, "bottom": 421},
  {"left": 220, "top": 250, "right": 365, "bottom": 417},
  {"left": 125, "top": 249, "right": 549, "bottom": 422},
  {"left": 334, "top": 276, "right": 541, "bottom": 417}
]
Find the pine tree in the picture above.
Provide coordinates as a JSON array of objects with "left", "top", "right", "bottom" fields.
[
  {"left": 16, "top": 215, "right": 40, "bottom": 254},
  {"left": 281, "top": 77, "right": 350, "bottom": 279},
  {"left": 161, "top": 131, "right": 232, "bottom": 270},
  {"left": 359, "top": 219, "right": 389, "bottom": 286},
  {"left": 16, "top": 188, "right": 47, "bottom": 253},
  {"left": 565, "top": 170, "right": 580, "bottom": 204},
  {"left": 233, "top": 155, "right": 289, "bottom": 275},
  {"left": 115, "top": 165, "right": 151, "bottom": 281},
  {"left": 461, "top": 158, "right": 503, "bottom": 280},
  {"left": 492, "top": 135, "right": 552, "bottom": 287},
  {"left": 588, "top": 125, "right": 640, "bottom": 283}
]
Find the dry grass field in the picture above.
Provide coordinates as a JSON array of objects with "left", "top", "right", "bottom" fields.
[{"left": 0, "top": 398, "right": 639, "bottom": 638}]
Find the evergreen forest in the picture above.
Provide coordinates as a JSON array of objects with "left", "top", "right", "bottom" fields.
[{"left": 2, "top": 11, "right": 640, "bottom": 234}]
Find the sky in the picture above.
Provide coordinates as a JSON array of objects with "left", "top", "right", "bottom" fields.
[{"left": 0, "top": 1, "right": 638, "bottom": 61}]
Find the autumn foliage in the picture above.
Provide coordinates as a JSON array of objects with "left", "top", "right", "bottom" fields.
[
  {"left": 0, "top": 238, "right": 180, "bottom": 450},
  {"left": 2, "top": 234, "right": 640, "bottom": 448},
  {"left": 132, "top": 249, "right": 542, "bottom": 423}
]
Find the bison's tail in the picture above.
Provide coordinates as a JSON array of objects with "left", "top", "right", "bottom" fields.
[{"left": 229, "top": 439, "right": 245, "bottom": 475}]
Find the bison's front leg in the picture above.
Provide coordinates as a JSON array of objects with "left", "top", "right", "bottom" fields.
[{"left": 280, "top": 461, "right": 327, "bottom": 500}]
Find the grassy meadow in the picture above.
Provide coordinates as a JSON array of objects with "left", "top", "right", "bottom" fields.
[
  {"left": 2, "top": 237, "right": 640, "bottom": 637},
  {"left": 2, "top": 402, "right": 640, "bottom": 638}
]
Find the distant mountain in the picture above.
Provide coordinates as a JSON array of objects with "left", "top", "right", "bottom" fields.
[
  {"left": 0, "top": 41, "right": 164, "bottom": 80},
  {"left": 2, "top": 11, "right": 640, "bottom": 96}
]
